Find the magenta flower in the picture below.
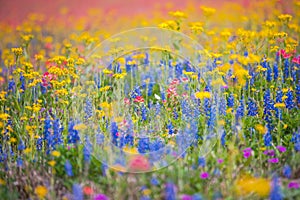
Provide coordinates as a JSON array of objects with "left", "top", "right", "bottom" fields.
[
  {"left": 217, "top": 159, "right": 223, "bottom": 164},
  {"left": 94, "top": 194, "right": 109, "bottom": 200},
  {"left": 288, "top": 181, "right": 300, "bottom": 189},
  {"left": 263, "top": 149, "right": 275, "bottom": 156},
  {"left": 200, "top": 172, "right": 209, "bottom": 179},
  {"left": 276, "top": 145, "right": 286, "bottom": 153},
  {"left": 268, "top": 158, "right": 279, "bottom": 163},
  {"left": 243, "top": 148, "right": 252, "bottom": 159},
  {"left": 181, "top": 194, "right": 193, "bottom": 200}
]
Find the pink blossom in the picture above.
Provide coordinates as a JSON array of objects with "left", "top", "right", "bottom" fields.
[
  {"left": 200, "top": 172, "right": 209, "bottom": 179},
  {"left": 268, "top": 158, "right": 279, "bottom": 163}
]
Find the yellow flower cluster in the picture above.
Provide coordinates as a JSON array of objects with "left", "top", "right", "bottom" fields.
[{"left": 194, "top": 91, "right": 211, "bottom": 99}]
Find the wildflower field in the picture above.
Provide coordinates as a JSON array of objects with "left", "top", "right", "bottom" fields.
[{"left": 0, "top": 0, "right": 300, "bottom": 199}]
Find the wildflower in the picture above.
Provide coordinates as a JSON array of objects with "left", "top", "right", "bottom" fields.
[
  {"left": 150, "top": 177, "right": 160, "bottom": 186},
  {"left": 73, "top": 184, "right": 83, "bottom": 200},
  {"left": 48, "top": 160, "right": 56, "bottom": 167},
  {"left": 277, "top": 14, "right": 292, "bottom": 24},
  {"left": 200, "top": 172, "right": 209, "bottom": 179},
  {"left": 138, "top": 137, "right": 150, "bottom": 153},
  {"left": 198, "top": 157, "right": 206, "bottom": 167},
  {"left": 165, "top": 182, "right": 176, "bottom": 200},
  {"left": 83, "top": 136, "right": 92, "bottom": 163},
  {"left": 94, "top": 194, "right": 109, "bottom": 200},
  {"left": 128, "top": 155, "right": 150, "bottom": 172},
  {"left": 65, "top": 159, "right": 73, "bottom": 176},
  {"left": 35, "top": 185, "right": 48, "bottom": 199},
  {"left": 247, "top": 98, "right": 258, "bottom": 116},
  {"left": 11, "top": 47, "right": 23, "bottom": 56},
  {"left": 134, "top": 96, "right": 145, "bottom": 103},
  {"left": 243, "top": 147, "right": 253, "bottom": 159},
  {"left": 169, "top": 11, "right": 187, "bottom": 19},
  {"left": 264, "top": 150, "right": 275, "bottom": 156},
  {"left": 270, "top": 175, "right": 283, "bottom": 200},
  {"left": 194, "top": 91, "right": 211, "bottom": 99},
  {"left": 235, "top": 176, "right": 271, "bottom": 197},
  {"left": 285, "top": 90, "right": 294, "bottom": 109},
  {"left": 83, "top": 186, "right": 93, "bottom": 195},
  {"left": 277, "top": 145, "right": 286, "bottom": 153},
  {"left": 51, "top": 150, "right": 61, "bottom": 157},
  {"left": 288, "top": 181, "right": 300, "bottom": 189},
  {"left": 268, "top": 158, "right": 279, "bottom": 163},
  {"left": 264, "top": 130, "right": 272, "bottom": 146},
  {"left": 283, "top": 165, "right": 292, "bottom": 178},
  {"left": 227, "top": 93, "right": 234, "bottom": 108},
  {"left": 0, "top": 179, "right": 6, "bottom": 185},
  {"left": 67, "top": 120, "right": 80, "bottom": 144},
  {"left": 200, "top": 6, "right": 216, "bottom": 17}
]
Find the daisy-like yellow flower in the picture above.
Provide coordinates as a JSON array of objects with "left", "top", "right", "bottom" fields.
[
  {"left": 11, "top": 47, "right": 23, "bottom": 56},
  {"left": 194, "top": 91, "right": 211, "bottom": 99},
  {"left": 51, "top": 150, "right": 61, "bottom": 157},
  {"left": 235, "top": 176, "right": 271, "bottom": 197},
  {"left": 274, "top": 103, "right": 286, "bottom": 108},
  {"left": 200, "top": 6, "right": 216, "bottom": 17},
  {"left": 255, "top": 124, "right": 266, "bottom": 134},
  {"left": 35, "top": 185, "right": 48, "bottom": 199},
  {"left": 169, "top": 11, "right": 187, "bottom": 19},
  {"left": 48, "top": 160, "right": 56, "bottom": 167}
]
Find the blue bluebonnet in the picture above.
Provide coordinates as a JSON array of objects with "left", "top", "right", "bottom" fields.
[
  {"left": 167, "top": 121, "right": 174, "bottom": 135},
  {"left": 207, "top": 103, "right": 216, "bottom": 130},
  {"left": 161, "top": 90, "right": 166, "bottom": 101},
  {"left": 84, "top": 98, "right": 93, "bottom": 120},
  {"left": 155, "top": 102, "right": 161, "bottom": 115},
  {"left": 247, "top": 98, "right": 258, "bottom": 116},
  {"left": 138, "top": 137, "right": 150, "bottom": 153},
  {"left": 198, "top": 157, "right": 206, "bottom": 167},
  {"left": 263, "top": 89, "right": 274, "bottom": 130},
  {"left": 265, "top": 62, "right": 272, "bottom": 82},
  {"left": 36, "top": 138, "right": 43, "bottom": 151},
  {"left": 67, "top": 120, "right": 80, "bottom": 144},
  {"left": 270, "top": 175, "right": 283, "bottom": 200},
  {"left": 18, "top": 139, "right": 25, "bottom": 151},
  {"left": 20, "top": 73, "right": 26, "bottom": 92},
  {"left": 52, "top": 118, "right": 63, "bottom": 149},
  {"left": 96, "top": 133, "right": 105, "bottom": 145},
  {"left": 236, "top": 96, "right": 245, "bottom": 120},
  {"left": 264, "top": 129, "right": 272, "bottom": 146},
  {"left": 147, "top": 82, "right": 154, "bottom": 96},
  {"left": 150, "top": 177, "right": 160, "bottom": 186},
  {"left": 218, "top": 97, "right": 226, "bottom": 116},
  {"left": 283, "top": 58, "right": 289, "bottom": 82},
  {"left": 72, "top": 184, "right": 83, "bottom": 200},
  {"left": 285, "top": 90, "right": 295, "bottom": 110},
  {"left": 175, "top": 63, "right": 183, "bottom": 78},
  {"left": 40, "top": 83, "right": 47, "bottom": 94},
  {"left": 65, "top": 159, "right": 73, "bottom": 176},
  {"left": 141, "top": 104, "right": 147, "bottom": 121},
  {"left": 291, "top": 130, "right": 300, "bottom": 151},
  {"left": 173, "top": 109, "right": 178, "bottom": 120},
  {"left": 192, "top": 193, "right": 203, "bottom": 200},
  {"left": 111, "top": 121, "right": 118, "bottom": 146},
  {"left": 227, "top": 94, "right": 234, "bottom": 108},
  {"left": 7, "top": 78, "right": 15, "bottom": 92},
  {"left": 296, "top": 82, "right": 300, "bottom": 105},
  {"left": 165, "top": 182, "right": 176, "bottom": 200},
  {"left": 16, "top": 156, "right": 23, "bottom": 167},
  {"left": 221, "top": 130, "right": 226, "bottom": 146},
  {"left": 273, "top": 62, "right": 278, "bottom": 80},
  {"left": 275, "top": 90, "right": 283, "bottom": 119},
  {"left": 283, "top": 164, "right": 292, "bottom": 178},
  {"left": 43, "top": 115, "right": 52, "bottom": 152},
  {"left": 83, "top": 135, "right": 92, "bottom": 163}
]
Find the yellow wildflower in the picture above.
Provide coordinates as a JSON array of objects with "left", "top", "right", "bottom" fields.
[
  {"left": 51, "top": 150, "right": 61, "bottom": 157},
  {"left": 194, "top": 91, "right": 211, "bottom": 99},
  {"left": 274, "top": 103, "right": 285, "bottom": 108},
  {"left": 235, "top": 176, "right": 271, "bottom": 197},
  {"left": 0, "top": 179, "right": 6, "bottom": 185},
  {"left": 73, "top": 124, "right": 87, "bottom": 130},
  {"left": 11, "top": 47, "right": 23, "bottom": 56},
  {"left": 48, "top": 160, "right": 56, "bottom": 167},
  {"left": 255, "top": 124, "right": 266, "bottom": 134},
  {"left": 169, "top": 11, "right": 187, "bottom": 19},
  {"left": 35, "top": 185, "right": 48, "bottom": 199},
  {"left": 200, "top": 6, "right": 216, "bottom": 17}
]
